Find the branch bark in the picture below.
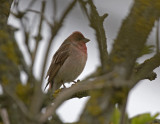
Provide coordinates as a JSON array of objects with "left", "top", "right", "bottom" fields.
[
  {"left": 39, "top": 72, "right": 116, "bottom": 123},
  {"left": 110, "top": 0, "right": 160, "bottom": 78},
  {"left": 132, "top": 53, "right": 160, "bottom": 84},
  {"left": 79, "top": 0, "right": 109, "bottom": 73}
]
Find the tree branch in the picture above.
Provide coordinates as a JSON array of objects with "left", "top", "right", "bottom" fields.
[
  {"left": 79, "top": 0, "right": 109, "bottom": 73},
  {"left": 31, "top": 0, "right": 46, "bottom": 69},
  {"left": 39, "top": 72, "right": 116, "bottom": 123},
  {"left": 110, "top": 0, "right": 160, "bottom": 78},
  {"left": 132, "top": 53, "right": 160, "bottom": 84},
  {"left": 39, "top": 71, "right": 134, "bottom": 123}
]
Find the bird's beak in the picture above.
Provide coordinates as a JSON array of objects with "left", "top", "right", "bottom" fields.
[{"left": 83, "top": 38, "right": 90, "bottom": 43}]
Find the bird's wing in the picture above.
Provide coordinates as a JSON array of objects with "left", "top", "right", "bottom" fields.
[{"left": 44, "top": 41, "right": 70, "bottom": 90}]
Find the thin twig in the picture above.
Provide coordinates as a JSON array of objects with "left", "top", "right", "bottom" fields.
[
  {"left": 78, "top": 0, "right": 90, "bottom": 20},
  {"left": 31, "top": 0, "right": 46, "bottom": 69},
  {"left": 120, "top": 95, "right": 128, "bottom": 124},
  {"left": 29, "top": 1, "right": 47, "bottom": 113},
  {"left": 25, "top": 0, "right": 38, "bottom": 12},
  {"left": 53, "top": 0, "right": 57, "bottom": 22},
  {"left": 21, "top": 19, "right": 32, "bottom": 56},
  {"left": 27, "top": 9, "right": 53, "bottom": 28},
  {"left": 12, "top": 0, "right": 19, "bottom": 11}
]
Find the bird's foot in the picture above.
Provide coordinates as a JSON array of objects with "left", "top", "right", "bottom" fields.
[
  {"left": 62, "top": 83, "right": 66, "bottom": 88},
  {"left": 72, "top": 79, "right": 80, "bottom": 86},
  {"left": 72, "top": 79, "right": 80, "bottom": 84}
]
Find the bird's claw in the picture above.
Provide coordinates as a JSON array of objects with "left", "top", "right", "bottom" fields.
[
  {"left": 72, "top": 79, "right": 80, "bottom": 84},
  {"left": 62, "top": 83, "right": 66, "bottom": 88}
]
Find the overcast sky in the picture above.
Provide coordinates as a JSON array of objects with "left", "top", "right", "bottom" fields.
[{"left": 8, "top": 0, "right": 160, "bottom": 122}]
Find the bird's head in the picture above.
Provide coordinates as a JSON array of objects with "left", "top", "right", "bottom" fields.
[{"left": 67, "top": 31, "right": 90, "bottom": 43}]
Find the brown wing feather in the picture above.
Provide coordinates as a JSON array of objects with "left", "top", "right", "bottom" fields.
[{"left": 44, "top": 41, "right": 70, "bottom": 90}]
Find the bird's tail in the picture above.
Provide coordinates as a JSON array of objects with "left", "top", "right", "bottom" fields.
[
  {"left": 44, "top": 82, "right": 50, "bottom": 91},
  {"left": 44, "top": 80, "right": 55, "bottom": 91}
]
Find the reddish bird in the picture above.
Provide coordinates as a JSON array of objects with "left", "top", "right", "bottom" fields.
[{"left": 45, "top": 31, "right": 90, "bottom": 91}]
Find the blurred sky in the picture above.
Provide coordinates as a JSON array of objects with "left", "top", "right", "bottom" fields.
[{"left": 8, "top": 0, "right": 160, "bottom": 122}]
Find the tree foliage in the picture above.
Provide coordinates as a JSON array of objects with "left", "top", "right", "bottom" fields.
[{"left": 0, "top": 0, "right": 160, "bottom": 124}]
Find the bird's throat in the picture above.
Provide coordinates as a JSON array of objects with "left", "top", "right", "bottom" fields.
[{"left": 78, "top": 43, "right": 87, "bottom": 54}]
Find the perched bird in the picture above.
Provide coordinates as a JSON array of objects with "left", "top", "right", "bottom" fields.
[{"left": 45, "top": 31, "right": 89, "bottom": 91}]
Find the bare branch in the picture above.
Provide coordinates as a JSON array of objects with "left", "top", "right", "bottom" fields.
[
  {"left": 79, "top": 0, "right": 109, "bottom": 73},
  {"left": 39, "top": 71, "right": 133, "bottom": 123},
  {"left": 120, "top": 96, "right": 128, "bottom": 124},
  {"left": 53, "top": 0, "right": 57, "bottom": 22},
  {"left": 39, "top": 73, "right": 114, "bottom": 123},
  {"left": 132, "top": 53, "right": 160, "bottom": 84},
  {"left": 31, "top": 0, "right": 46, "bottom": 69},
  {"left": 25, "top": 0, "right": 38, "bottom": 12}
]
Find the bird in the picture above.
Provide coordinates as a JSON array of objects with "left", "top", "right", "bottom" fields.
[{"left": 45, "top": 31, "right": 90, "bottom": 91}]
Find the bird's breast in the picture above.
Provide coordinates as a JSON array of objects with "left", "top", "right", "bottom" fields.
[{"left": 55, "top": 45, "right": 87, "bottom": 83}]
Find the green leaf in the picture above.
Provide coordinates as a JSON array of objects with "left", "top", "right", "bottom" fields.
[
  {"left": 110, "top": 107, "right": 121, "bottom": 124},
  {"left": 131, "top": 113, "right": 159, "bottom": 124}
]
